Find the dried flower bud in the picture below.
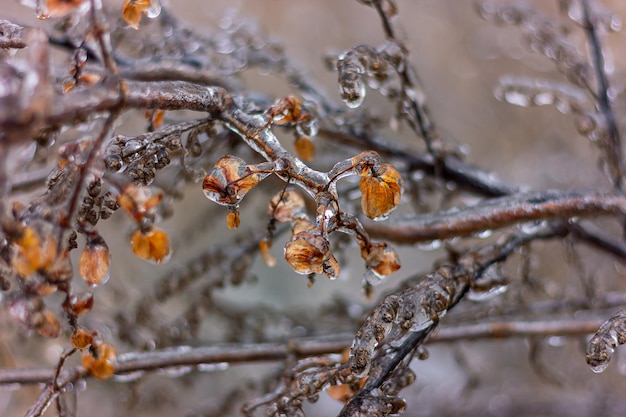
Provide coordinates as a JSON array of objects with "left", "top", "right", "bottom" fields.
[
  {"left": 36, "top": 309, "right": 61, "bottom": 338},
  {"left": 79, "top": 236, "right": 111, "bottom": 286},
  {"left": 359, "top": 164, "right": 402, "bottom": 220},
  {"left": 294, "top": 136, "right": 315, "bottom": 162},
  {"left": 82, "top": 342, "right": 116, "bottom": 379},
  {"left": 71, "top": 327, "right": 94, "bottom": 349},
  {"left": 284, "top": 231, "right": 330, "bottom": 275},
  {"left": 270, "top": 190, "right": 307, "bottom": 222},
  {"left": 202, "top": 155, "right": 271, "bottom": 206},
  {"left": 130, "top": 226, "right": 171, "bottom": 264}
]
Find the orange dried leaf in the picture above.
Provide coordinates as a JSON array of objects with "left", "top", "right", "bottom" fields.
[
  {"left": 259, "top": 238, "right": 277, "bottom": 267},
  {"left": 294, "top": 136, "right": 315, "bottom": 162},
  {"left": 62, "top": 80, "right": 75, "bottom": 93},
  {"left": 78, "top": 73, "right": 101, "bottom": 87},
  {"left": 79, "top": 241, "right": 111, "bottom": 286},
  {"left": 150, "top": 109, "right": 165, "bottom": 129},
  {"left": 131, "top": 227, "right": 171, "bottom": 264},
  {"left": 359, "top": 164, "right": 402, "bottom": 220},
  {"left": 46, "top": 0, "right": 85, "bottom": 18},
  {"left": 226, "top": 210, "right": 240, "bottom": 230},
  {"left": 122, "top": 0, "right": 150, "bottom": 30}
]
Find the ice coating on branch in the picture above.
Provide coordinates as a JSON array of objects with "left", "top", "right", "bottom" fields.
[
  {"left": 586, "top": 309, "right": 626, "bottom": 373},
  {"left": 349, "top": 265, "right": 468, "bottom": 377}
]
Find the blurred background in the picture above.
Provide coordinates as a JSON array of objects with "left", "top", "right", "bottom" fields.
[{"left": 2, "top": 0, "right": 626, "bottom": 416}]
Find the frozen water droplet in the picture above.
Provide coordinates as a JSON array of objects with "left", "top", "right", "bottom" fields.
[
  {"left": 502, "top": 90, "right": 530, "bottom": 107},
  {"left": 417, "top": 240, "right": 442, "bottom": 251},
  {"left": 475, "top": 229, "right": 492, "bottom": 239},
  {"left": 590, "top": 362, "right": 610, "bottom": 373},
  {"left": 145, "top": 0, "right": 162, "bottom": 18},
  {"left": 197, "top": 362, "right": 229, "bottom": 372},
  {"left": 467, "top": 284, "right": 508, "bottom": 302},
  {"left": 160, "top": 365, "right": 193, "bottom": 378},
  {"left": 364, "top": 268, "right": 385, "bottom": 286},
  {"left": 113, "top": 371, "right": 145, "bottom": 383},
  {"left": 340, "top": 79, "right": 366, "bottom": 109}
]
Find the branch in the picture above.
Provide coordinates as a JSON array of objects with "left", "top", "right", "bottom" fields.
[{"left": 364, "top": 189, "right": 626, "bottom": 243}]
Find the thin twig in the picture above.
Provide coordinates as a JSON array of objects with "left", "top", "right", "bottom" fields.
[{"left": 580, "top": 0, "right": 623, "bottom": 189}]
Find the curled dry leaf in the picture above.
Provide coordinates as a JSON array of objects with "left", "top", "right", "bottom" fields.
[
  {"left": 359, "top": 163, "right": 402, "bottom": 220},
  {"left": 130, "top": 226, "right": 171, "bottom": 264}
]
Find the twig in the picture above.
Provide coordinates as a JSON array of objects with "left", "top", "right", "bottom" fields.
[{"left": 580, "top": 0, "right": 623, "bottom": 189}]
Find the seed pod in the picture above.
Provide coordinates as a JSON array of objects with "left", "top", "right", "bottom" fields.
[
  {"left": 359, "top": 164, "right": 402, "bottom": 220},
  {"left": 71, "top": 327, "right": 94, "bottom": 349},
  {"left": 269, "top": 190, "right": 307, "bottom": 222},
  {"left": 79, "top": 235, "right": 111, "bottom": 286},
  {"left": 82, "top": 342, "right": 117, "bottom": 379},
  {"left": 130, "top": 226, "right": 171, "bottom": 264},
  {"left": 363, "top": 242, "right": 401, "bottom": 278},
  {"left": 284, "top": 231, "right": 330, "bottom": 275},
  {"left": 202, "top": 155, "right": 271, "bottom": 206}
]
